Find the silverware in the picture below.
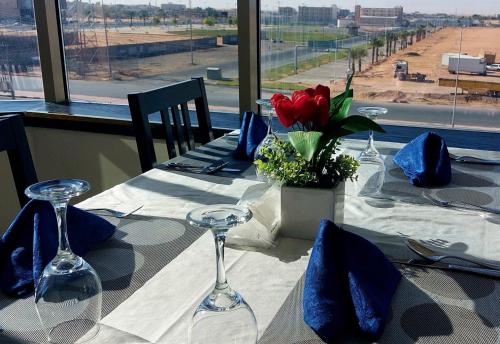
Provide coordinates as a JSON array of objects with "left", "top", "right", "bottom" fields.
[
  {"left": 449, "top": 153, "right": 500, "bottom": 165},
  {"left": 84, "top": 205, "right": 143, "bottom": 218},
  {"left": 391, "top": 258, "right": 500, "bottom": 278},
  {"left": 423, "top": 192, "right": 500, "bottom": 214},
  {"left": 406, "top": 239, "right": 500, "bottom": 270},
  {"left": 162, "top": 162, "right": 240, "bottom": 174}
]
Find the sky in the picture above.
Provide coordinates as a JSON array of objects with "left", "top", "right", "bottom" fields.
[{"left": 108, "top": 0, "right": 500, "bottom": 16}]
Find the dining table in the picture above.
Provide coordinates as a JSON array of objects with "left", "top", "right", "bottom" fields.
[{"left": 1, "top": 131, "right": 499, "bottom": 344}]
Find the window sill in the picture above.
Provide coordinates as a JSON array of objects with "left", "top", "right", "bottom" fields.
[{"left": 0, "top": 100, "right": 499, "bottom": 151}]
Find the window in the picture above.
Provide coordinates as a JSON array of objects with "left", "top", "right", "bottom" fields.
[
  {"left": 60, "top": 0, "right": 239, "bottom": 113},
  {"left": 260, "top": 2, "right": 500, "bottom": 131},
  {"left": 0, "top": 0, "right": 44, "bottom": 100}
]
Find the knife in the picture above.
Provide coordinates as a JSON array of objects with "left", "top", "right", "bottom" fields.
[{"left": 391, "top": 259, "right": 500, "bottom": 278}]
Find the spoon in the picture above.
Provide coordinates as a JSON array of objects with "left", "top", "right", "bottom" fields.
[
  {"left": 406, "top": 239, "right": 500, "bottom": 271},
  {"left": 449, "top": 153, "right": 500, "bottom": 165}
]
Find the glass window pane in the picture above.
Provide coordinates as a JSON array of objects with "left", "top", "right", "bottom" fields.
[
  {"left": 0, "top": 1, "right": 44, "bottom": 100},
  {"left": 260, "top": 3, "right": 500, "bottom": 131},
  {"left": 60, "top": 0, "right": 239, "bottom": 113}
]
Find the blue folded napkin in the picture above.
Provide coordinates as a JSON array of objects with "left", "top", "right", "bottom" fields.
[
  {"left": 303, "top": 220, "right": 401, "bottom": 341},
  {"left": 233, "top": 111, "right": 268, "bottom": 161},
  {"left": 393, "top": 132, "right": 451, "bottom": 187},
  {"left": 0, "top": 200, "right": 116, "bottom": 297}
]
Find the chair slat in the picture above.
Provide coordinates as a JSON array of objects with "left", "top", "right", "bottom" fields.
[
  {"left": 160, "top": 109, "right": 177, "bottom": 159},
  {"left": 170, "top": 105, "right": 187, "bottom": 155},
  {"left": 180, "top": 102, "right": 195, "bottom": 150}
]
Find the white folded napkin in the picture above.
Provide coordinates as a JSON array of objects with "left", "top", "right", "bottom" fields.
[{"left": 226, "top": 183, "right": 281, "bottom": 249}]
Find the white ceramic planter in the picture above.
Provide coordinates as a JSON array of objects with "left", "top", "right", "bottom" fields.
[{"left": 280, "top": 182, "right": 345, "bottom": 240}]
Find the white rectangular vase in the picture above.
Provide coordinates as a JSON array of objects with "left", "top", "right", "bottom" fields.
[{"left": 280, "top": 182, "right": 345, "bottom": 240}]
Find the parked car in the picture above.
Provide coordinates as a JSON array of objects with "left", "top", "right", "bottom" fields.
[{"left": 486, "top": 64, "right": 500, "bottom": 71}]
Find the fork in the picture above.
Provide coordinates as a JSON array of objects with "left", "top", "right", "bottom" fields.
[
  {"left": 423, "top": 193, "right": 500, "bottom": 214},
  {"left": 84, "top": 205, "right": 143, "bottom": 218},
  {"left": 449, "top": 153, "right": 500, "bottom": 165}
]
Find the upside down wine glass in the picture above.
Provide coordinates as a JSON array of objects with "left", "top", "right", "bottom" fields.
[
  {"left": 186, "top": 205, "right": 257, "bottom": 344},
  {"left": 356, "top": 107, "right": 388, "bottom": 197},
  {"left": 25, "top": 179, "right": 102, "bottom": 344},
  {"left": 357, "top": 106, "right": 388, "bottom": 163},
  {"left": 254, "top": 99, "right": 276, "bottom": 161}
]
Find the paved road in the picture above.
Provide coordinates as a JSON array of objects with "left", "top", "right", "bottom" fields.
[{"left": 5, "top": 74, "right": 499, "bottom": 131}]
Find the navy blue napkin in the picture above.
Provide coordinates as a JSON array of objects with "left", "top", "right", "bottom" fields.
[
  {"left": 303, "top": 220, "right": 401, "bottom": 341},
  {"left": 393, "top": 132, "right": 451, "bottom": 187},
  {"left": 0, "top": 200, "right": 116, "bottom": 297},
  {"left": 233, "top": 111, "right": 268, "bottom": 161}
]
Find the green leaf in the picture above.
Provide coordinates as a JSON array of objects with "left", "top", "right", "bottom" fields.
[
  {"left": 337, "top": 97, "right": 352, "bottom": 120},
  {"left": 329, "top": 89, "right": 353, "bottom": 115},
  {"left": 338, "top": 115, "right": 385, "bottom": 134},
  {"left": 288, "top": 131, "right": 323, "bottom": 161}
]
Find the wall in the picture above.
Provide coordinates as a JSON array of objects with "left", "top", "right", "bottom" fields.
[{"left": 0, "top": 127, "right": 168, "bottom": 233}]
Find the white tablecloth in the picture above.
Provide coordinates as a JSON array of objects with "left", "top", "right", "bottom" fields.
[{"left": 73, "top": 139, "right": 500, "bottom": 343}]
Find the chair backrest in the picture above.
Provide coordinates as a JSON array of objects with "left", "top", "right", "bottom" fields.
[
  {"left": 0, "top": 114, "right": 38, "bottom": 206},
  {"left": 127, "top": 77, "right": 214, "bottom": 173}
]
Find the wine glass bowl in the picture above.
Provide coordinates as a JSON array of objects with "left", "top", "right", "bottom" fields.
[
  {"left": 357, "top": 107, "right": 387, "bottom": 162},
  {"left": 25, "top": 179, "right": 102, "bottom": 344},
  {"left": 186, "top": 205, "right": 257, "bottom": 344}
]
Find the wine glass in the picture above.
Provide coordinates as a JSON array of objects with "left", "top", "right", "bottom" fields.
[
  {"left": 254, "top": 99, "right": 275, "bottom": 161},
  {"left": 25, "top": 179, "right": 102, "bottom": 344},
  {"left": 357, "top": 107, "right": 387, "bottom": 162},
  {"left": 186, "top": 204, "right": 257, "bottom": 344},
  {"left": 254, "top": 99, "right": 276, "bottom": 182}
]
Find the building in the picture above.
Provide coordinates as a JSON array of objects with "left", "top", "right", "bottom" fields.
[
  {"left": 298, "top": 5, "right": 338, "bottom": 24},
  {"left": 278, "top": 7, "right": 296, "bottom": 17},
  {"left": 338, "top": 9, "right": 350, "bottom": 19},
  {"left": 354, "top": 5, "right": 403, "bottom": 26},
  {"left": 0, "top": 0, "right": 21, "bottom": 19},
  {"left": 161, "top": 2, "right": 186, "bottom": 15}
]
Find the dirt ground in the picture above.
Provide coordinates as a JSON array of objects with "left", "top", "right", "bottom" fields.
[{"left": 353, "top": 27, "right": 500, "bottom": 107}]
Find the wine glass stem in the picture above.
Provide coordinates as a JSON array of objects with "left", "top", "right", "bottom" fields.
[
  {"left": 213, "top": 230, "right": 228, "bottom": 290},
  {"left": 51, "top": 200, "right": 73, "bottom": 256},
  {"left": 367, "top": 131, "right": 375, "bottom": 151},
  {"left": 267, "top": 109, "right": 273, "bottom": 135}
]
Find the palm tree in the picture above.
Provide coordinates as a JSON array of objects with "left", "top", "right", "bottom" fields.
[
  {"left": 370, "top": 37, "right": 378, "bottom": 64},
  {"left": 399, "top": 31, "right": 409, "bottom": 50},
  {"left": 375, "top": 38, "right": 384, "bottom": 62},
  {"left": 351, "top": 46, "right": 368, "bottom": 73},
  {"left": 408, "top": 30, "right": 415, "bottom": 45}
]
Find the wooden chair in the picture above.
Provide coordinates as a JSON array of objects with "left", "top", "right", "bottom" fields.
[
  {"left": 128, "top": 77, "right": 214, "bottom": 173},
  {"left": 0, "top": 114, "right": 38, "bottom": 206}
]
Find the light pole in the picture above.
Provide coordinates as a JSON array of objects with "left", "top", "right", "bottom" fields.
[
  {"left": 189, "top": 0, "right": 194, "bottom": 65},
  {"left": 102, "top": 0, "right": 112, "bottom": 79},
  {"left": 451, "top": 26, "right": 464, "bottom": 128},
  {"left": 294, "top": 44, "right": 308, "bottom": 74}
]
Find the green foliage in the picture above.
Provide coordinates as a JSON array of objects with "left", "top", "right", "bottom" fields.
[
  {"left": 255, "top": 138, "right": 359, "bottom": 188},
  {"left": 287, "top": 131, "right": 323, "bottom": 162},
  {"left": 203, "top": 17, "right": 216, "bottom": 26}
]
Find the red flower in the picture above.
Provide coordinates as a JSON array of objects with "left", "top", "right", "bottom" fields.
[
  {"left": 270, "top": 93, "right": 286, "bottom": 107},
  {"left": 274, "top": 96, "right": 296, "bottom": 128},
  {"left": 315, "top": 85, "right": 331, "bottom": 103},
  {"left": 314, "top": 95, "right": 330, "bottom": 127},
  {"left": 293, "top": 92, "right": 317, "bottom": 124},
  {"left": 270, "top": 84, "right": 332, "bottom": 129}
]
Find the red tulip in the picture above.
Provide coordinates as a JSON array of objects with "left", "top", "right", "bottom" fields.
[
  {"left": 274, "top": 96, "right": 296, "bottom": 127},
  {"left": 315, "top": 85, "right": 331, "bottom": 102},
  {"left": 293, "top": 92, "right": 317, "bottom": 124},
  {"left": 304, "top": 88, "right": 316, "bottom": 97},
  {"left": 314, "top": 95, "right": 330, "bottom": 127},
  {"left": 270, "top": 93, "right": 286, "bottom": 107}
]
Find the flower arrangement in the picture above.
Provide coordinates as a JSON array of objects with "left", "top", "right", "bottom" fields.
[{"left": 255, "top": 76, "right": 385, "bottom": 188}]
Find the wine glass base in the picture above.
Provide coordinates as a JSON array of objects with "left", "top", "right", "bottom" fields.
[
  {"left": 190, "top": 290, "right": 257, "bottom": 344},
  {"left": 46, "top": 319, "right": 100, "bottom": 344},
  {"left": 358, "top": 150, "right": 382, "bottom": 163}
]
